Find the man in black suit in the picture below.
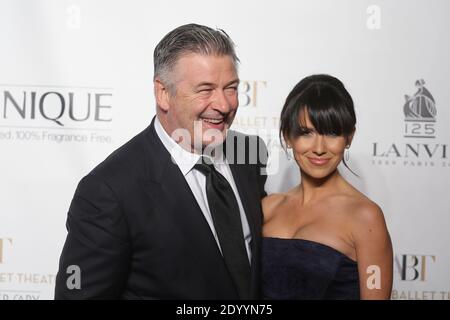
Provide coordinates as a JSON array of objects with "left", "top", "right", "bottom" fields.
[{"left": 55, "top": 23, "right": 267, "bottom": 299}]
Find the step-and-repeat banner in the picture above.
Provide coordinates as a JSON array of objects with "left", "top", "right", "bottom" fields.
[{"left": 1, "top": 0, "right": 449, "bottom": 299}]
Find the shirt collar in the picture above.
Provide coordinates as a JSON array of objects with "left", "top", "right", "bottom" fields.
[
  {"left": 154, "top": 116, "right": 201, "bottom": 176},
  {"left": 154, "top": 117, "right": 228, "bottom": 175}
]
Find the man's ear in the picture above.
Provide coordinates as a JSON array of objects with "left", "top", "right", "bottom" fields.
[{"left": 154, "top": 78, "right": 171, "bottom": 112}]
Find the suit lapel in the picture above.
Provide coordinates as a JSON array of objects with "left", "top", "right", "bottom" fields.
[
  {"left": 224, "top": 132, "right": 261, "bottom": 248},
  {"left": 228, "top": 162, "right": 259, "bottom": 245},
  {"left": 225, "top": 132, "right": 263, "bottom": 298},
  {"left": 142, "top": 118, "right": 224, "bottom": 258}
]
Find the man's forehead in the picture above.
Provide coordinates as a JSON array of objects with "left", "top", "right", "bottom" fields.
[
  {"left": 173, "top": 52, "right": 236, "bottom": 67},
  {"left": 171, "top": 53, "right": 238, "bottom": 81}
]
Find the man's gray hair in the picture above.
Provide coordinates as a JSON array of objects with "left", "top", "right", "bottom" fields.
[{"left": 153, "top": 23, "right": 239, "bottom": 91}]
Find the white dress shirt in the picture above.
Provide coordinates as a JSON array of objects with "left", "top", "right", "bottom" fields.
[{"left": 154, "top": 117, "right": 252, "bottom": 263}]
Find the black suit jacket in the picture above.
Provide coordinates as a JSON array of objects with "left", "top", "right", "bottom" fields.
[{"left": 55, "top": 117, "right": 267, "bottom": 299}]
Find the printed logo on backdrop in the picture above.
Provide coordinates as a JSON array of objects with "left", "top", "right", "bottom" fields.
[
  {"left": 0, "top": 238, "right": 12, "bottom": 264},
  {"left": 235, "top": 80, "right": 277, "bottom": 129},
  {"left": 238, "top": 80, "right": 267, "bottom": 108},
  {"left": 391, "top": 253, "right": 449, "bottom": 300},
  {"left": 235, "top": 80, "right": 276, "bottom": 129},
  {"left": 0, "top": 84, "right": 114, "bottom": 144},
  {"left": 404, "top": 79, "right": 436, "bottom": 138},
  {"left": 0, "top": 237, "right": 55, "bottom": 300},
  {"left": 372, "top": 79, "right": 448, "bottom": 168},
  {"left": 235, "top": 80, "right": 282, "bottom": 175}
]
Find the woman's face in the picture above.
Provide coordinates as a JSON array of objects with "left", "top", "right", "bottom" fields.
[{"left": 288, "top": 110, "right": 352, "bottom": 180}]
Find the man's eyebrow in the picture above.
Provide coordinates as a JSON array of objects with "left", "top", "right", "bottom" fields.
[
  {"left": 195, "top": 79, "right": 240, "bottom": 88},
  {"left": 196, "top": 82, "right": 215, "bottom": 88},
  {"left": 224, "top": 79, "right": 240, "bottom": 87}
]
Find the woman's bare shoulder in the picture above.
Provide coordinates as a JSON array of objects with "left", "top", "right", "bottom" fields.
[
  {"left": 337, "top": 184, "right": 384, "bottom": 221},
  {"left": 348, "top": 195, "right": 388, "bottom": 237},
  {"left": 262, "top": 193, "right": 289, "bottom": 222},
  {"left": 262, "top": 193, "right": 287, "bottom": 211}
]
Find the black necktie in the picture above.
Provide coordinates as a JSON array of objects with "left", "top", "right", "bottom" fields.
[{"left": 194, "top": 157, "right": 251, "bottom": 299}]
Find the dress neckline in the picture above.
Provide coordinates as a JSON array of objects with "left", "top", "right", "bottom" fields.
[{"left": 263, "top": 236, "right": 357, "bottom": 263}]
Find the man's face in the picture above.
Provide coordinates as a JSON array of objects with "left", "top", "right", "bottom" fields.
[{"left": 157, "top": 53, "right": 239, "bottom": 152}]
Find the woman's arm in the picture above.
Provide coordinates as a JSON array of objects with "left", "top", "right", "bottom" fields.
[{"left": 353, "top": 202, "right": 393, "bottom": 300}]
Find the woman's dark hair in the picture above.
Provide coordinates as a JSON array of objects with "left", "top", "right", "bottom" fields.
[{"left": 280, "top": 74, "right": 357, "bottom": 173}]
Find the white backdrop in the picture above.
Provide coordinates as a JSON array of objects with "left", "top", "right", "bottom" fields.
[{"left": 0, "top": 0, "right": 449, "bottom": 300}]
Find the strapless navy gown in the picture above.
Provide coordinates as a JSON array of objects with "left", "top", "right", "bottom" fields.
[{"left": 261, "top": 237, "right": 360, "bottom": 299}]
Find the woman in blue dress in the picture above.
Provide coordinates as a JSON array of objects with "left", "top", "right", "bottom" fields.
[{"left": 262, "top": 74, "right": 393, "bottom": 299}]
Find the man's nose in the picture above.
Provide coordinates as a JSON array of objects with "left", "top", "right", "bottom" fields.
[{"left": 212, "top": 90, "right": 233, "bottom": 113}]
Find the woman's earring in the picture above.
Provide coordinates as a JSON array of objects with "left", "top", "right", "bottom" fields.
[
  {"left": 286, "top": 145, "right": 292, "bottom": 160},
  {"left": 344, "top": 145, "right": 350, "bottom": 162}
]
